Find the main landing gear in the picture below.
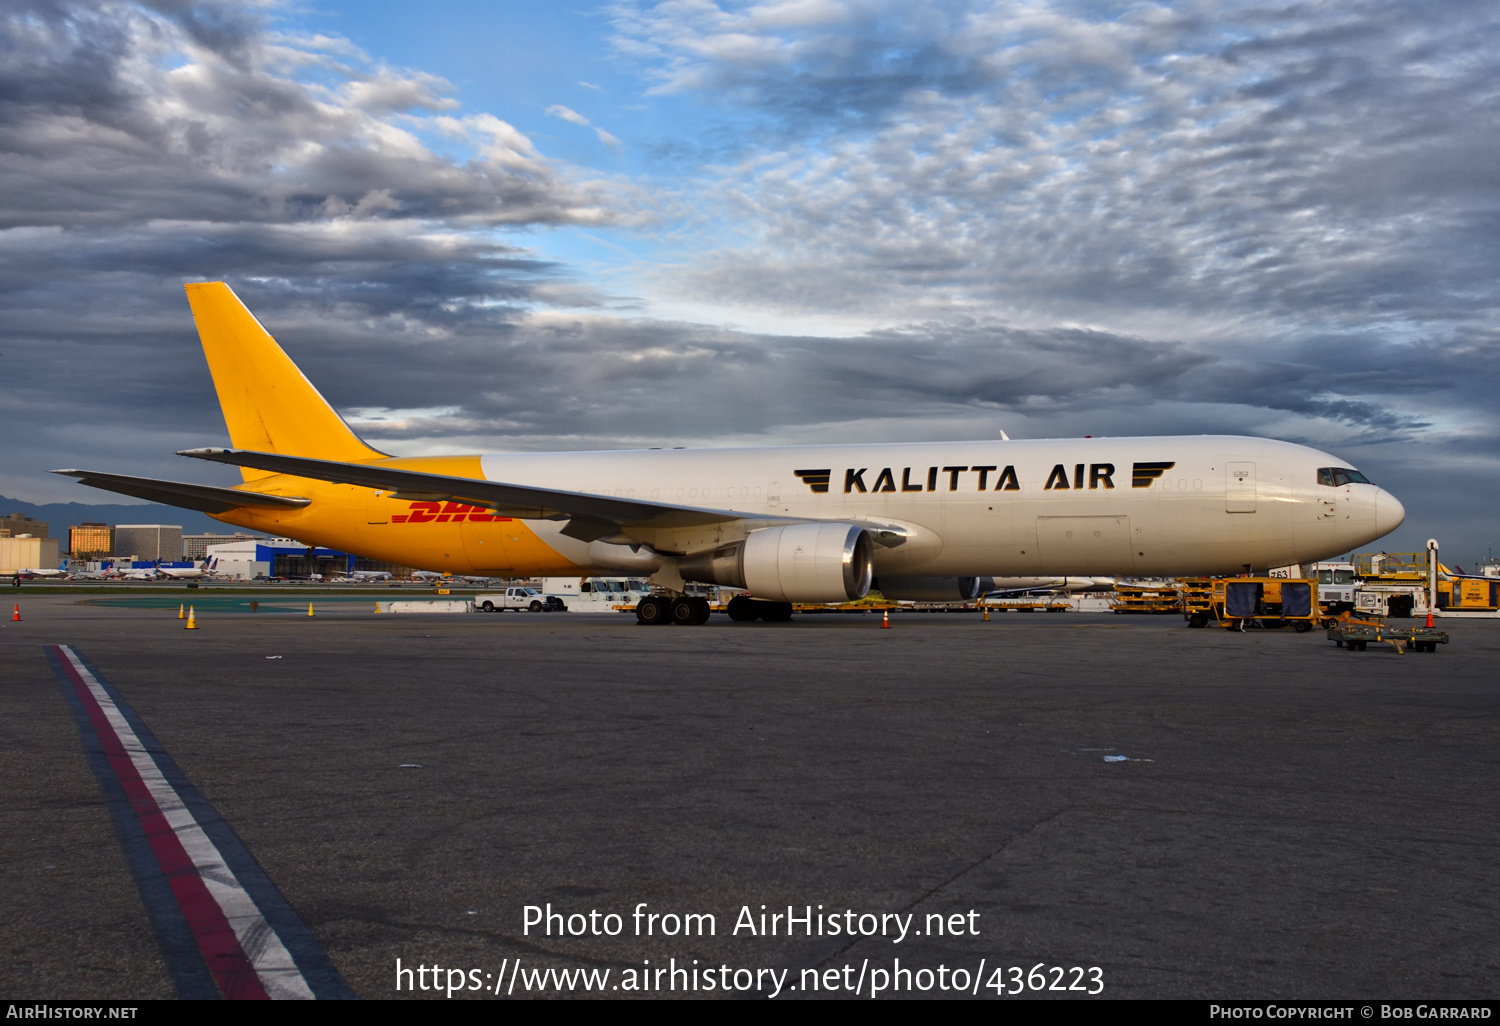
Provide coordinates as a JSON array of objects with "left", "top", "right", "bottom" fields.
[
  {"left": 635, "top": 594, "right": 797, "bottom": 625},
  {"left": 636, "top": 595, "right": 711, "bottom": 626},
  {"left": 725, "top": 595, "right": 793, "bottom": 622}
]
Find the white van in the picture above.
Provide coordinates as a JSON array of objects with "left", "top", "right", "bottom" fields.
[{"left": 540, "top": 577, "right": 654, "bottom": 611}]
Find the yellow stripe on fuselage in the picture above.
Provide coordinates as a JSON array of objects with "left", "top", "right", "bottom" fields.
[{"left": 208, "top": 454, "right": 580, "bottom": 575}]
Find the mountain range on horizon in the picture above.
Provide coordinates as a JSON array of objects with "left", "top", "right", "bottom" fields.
[{"left": 0, "top": 493, "right": 234, "bottom": 539}]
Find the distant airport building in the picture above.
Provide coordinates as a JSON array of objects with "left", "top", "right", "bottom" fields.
[
  {"left": 1, "top": 537, "right": 61, "bottom": 573},
  {"left": 183, "top": 532, "right": 264, "bottom": 560},
  {"left": 69, "top": 523, "right": 113, "bottom": 559},
  {"left": 113, "top": 524, "right": 183, "bottom": 562},
  {"left": 0, "top": 513, "right": 47, "bottom": 540},
  {"left": 206, "top": 537, "right": 409, "bottom": 579},
  {"left": 205, "top": 539, "right": 270, "bottom": 581}
]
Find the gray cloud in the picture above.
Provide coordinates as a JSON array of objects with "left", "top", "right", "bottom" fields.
[
  {"left": 0, "top": 0, "right": 615, "bottom": 230},
  {"left": 0, "top": 0, "right": 626, "bottom": 500},
  {"left": 615, "top": 0, "right": 1500, "bottom": 333}
]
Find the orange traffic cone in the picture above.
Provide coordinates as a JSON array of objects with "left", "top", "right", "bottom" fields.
[
  {"left": 177, "top": 603, "right": 185, "bottom": 619},
  {"left": 881, "top": 608, "right": 891, "bottom": 629},
  {"left": 1425, "top": 608, "right": 1434, "bottom": 628},
  {"left": 11, "top": 603, "right": 19, "bottom": 622},
  {"left": 185, "top": 606, "right": 198, "bottom": 630}
]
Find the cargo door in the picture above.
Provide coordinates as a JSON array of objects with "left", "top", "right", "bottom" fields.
[
  {"left": 1035, "top": 515, "right": 1133, "bottom": 574},
  {"left": 460, "top": 509, "right": 515, "bottom": 574},
  {"left": 1226, "top": 462, "right": 1256, "bottom": 513}
]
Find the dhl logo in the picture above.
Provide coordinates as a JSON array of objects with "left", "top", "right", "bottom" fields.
[{"left": 390, "top": 501, "right": 513, "bottom": 524}]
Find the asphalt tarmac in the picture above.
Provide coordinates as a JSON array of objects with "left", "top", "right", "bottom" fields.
[{"left": 2, "top": 594, "right": 1497, "bottom": 1000}]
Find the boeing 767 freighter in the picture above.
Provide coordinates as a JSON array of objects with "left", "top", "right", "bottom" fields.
[{"left": 54, "top": 282, "right": 1405, "bottom": 625}]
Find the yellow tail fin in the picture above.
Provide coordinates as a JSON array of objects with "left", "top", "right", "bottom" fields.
[{"left": 184, "top": 282, "right": 385, "bottom": 479}]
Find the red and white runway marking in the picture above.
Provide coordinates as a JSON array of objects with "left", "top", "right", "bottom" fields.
[{"left": 49, "top": 644, "right": 347, "bottom": 1000}]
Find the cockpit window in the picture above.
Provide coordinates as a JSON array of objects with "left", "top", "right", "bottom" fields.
[{"left": 1317, "top": 467, "right": 1373, "bottom": 487}]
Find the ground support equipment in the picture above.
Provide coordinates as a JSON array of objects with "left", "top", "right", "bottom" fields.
[{"left": 1327, "top": 623, "right": 1448, "bottom": 653}]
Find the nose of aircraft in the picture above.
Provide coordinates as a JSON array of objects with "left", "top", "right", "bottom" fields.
[{"left": 1374, "top": 487, "right": 1406, "bottom": 538}]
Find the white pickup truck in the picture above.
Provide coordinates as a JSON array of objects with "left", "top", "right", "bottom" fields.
[{"left": 474, "top": 586, "right": 567, "bottom": 612}]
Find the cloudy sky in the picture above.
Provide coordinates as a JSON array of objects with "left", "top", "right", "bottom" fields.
[{"left": 3, "top": 0, "right": 1497, "bottom": 562}]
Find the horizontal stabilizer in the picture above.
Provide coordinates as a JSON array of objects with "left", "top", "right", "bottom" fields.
[
  {"left": 176, "top": 447, "right": 753, "bottom": 528},
  {"left": 51, "top": 469, "right": 311, "bottom": 514}
]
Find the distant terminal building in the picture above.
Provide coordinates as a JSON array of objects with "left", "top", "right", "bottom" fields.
[
  {"left": 0, "top": 513, "right": 47, "bottom": 540},
  {"left": 69, "top": 523, "right": 113, "bottom": 559},
  {"left": 1, "top": 537, "right": 61, "bottom": 573},
  {"left": 114, "top": 524, "right": 183, "bottom": 562},
  {"left": 183, "top": 532, "right": 264, "bottom": 560}
]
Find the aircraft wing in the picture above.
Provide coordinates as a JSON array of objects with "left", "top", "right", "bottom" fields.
[
  {"left": 176, "top": 447, "right": 777, "bottom": 537},
  {"left": 52, "top": 469, "right": 312, "bottom": 514}
]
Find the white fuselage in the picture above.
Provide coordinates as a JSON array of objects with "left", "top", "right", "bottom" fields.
[{"left": 477, "top": 434, "right": 1404, "bottom": 578}]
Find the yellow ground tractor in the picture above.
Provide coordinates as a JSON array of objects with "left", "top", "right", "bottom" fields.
[{"left": 1186, "top": 577, "right": 1320, "bottom": 631}]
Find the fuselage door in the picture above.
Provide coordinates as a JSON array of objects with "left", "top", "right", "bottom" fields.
[
  {"left": 1226, "top": 462, "right": 1256, "bottom": 513},
  {"left": 1035, "top": 515, "right": 1134, "bottom": 574},
  {"left": 461, "top": 512, "right": 516, "bottom": 574},
  {"left": 367, "top": 489, "right": 389, "bottom": 525}
]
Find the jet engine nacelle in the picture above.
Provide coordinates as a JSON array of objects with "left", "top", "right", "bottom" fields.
[
  {"left": 680, "top": 523, "right": 874, "bottom": 602},
  {"left": 877, "top": 575, "right": 995, "bottom": 602}
]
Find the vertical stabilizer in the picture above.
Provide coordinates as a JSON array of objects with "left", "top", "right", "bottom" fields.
[{"left": 184, "top": 282, "right": 385, "bottom": 479}]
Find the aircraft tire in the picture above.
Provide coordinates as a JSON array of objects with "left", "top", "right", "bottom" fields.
[
  {"left": 691, "top": 597, "right": 711, "bottom": 624},
  {"left": 670, "top": 597, "right": 700, "bottom": 625},
  {"left": 726, "top": 596, "right": 759, "bottom": 622},
  {"left": 636, "top": 596, "right": 671, "bottom": 625},
  {"left": 759, "top": 601, "right": 794, "bottom": 622}
]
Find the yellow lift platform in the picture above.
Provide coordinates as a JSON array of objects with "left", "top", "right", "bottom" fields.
[
  {"left": 1112, "top": 584, "right": 1181, "bottom": 614},
  {"left": 1355, "top": 552, "right": 1500, "bottom": 614}
]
